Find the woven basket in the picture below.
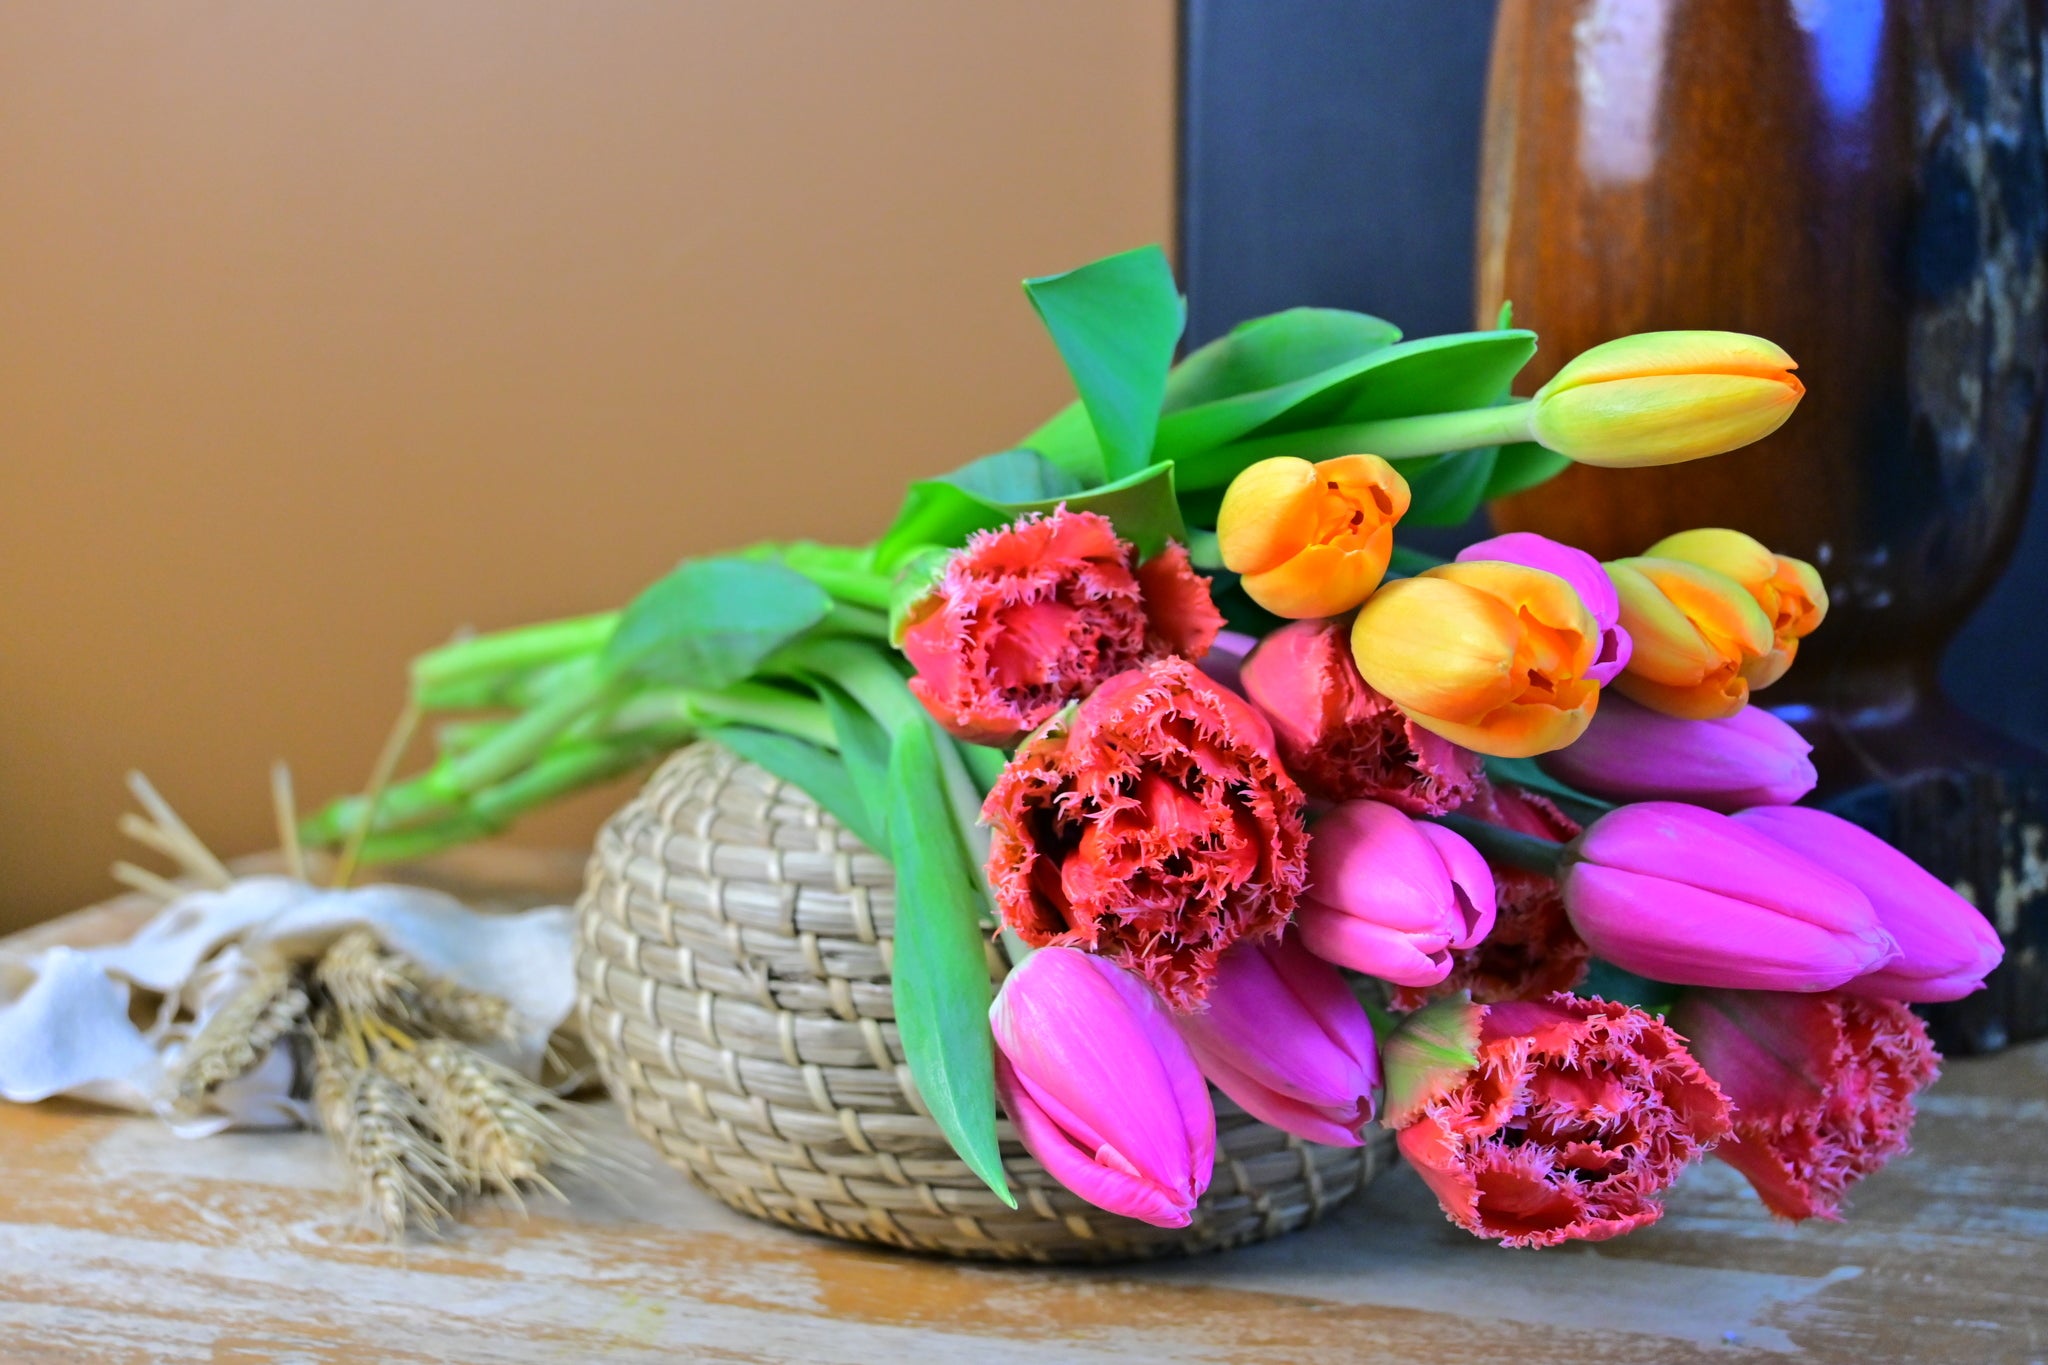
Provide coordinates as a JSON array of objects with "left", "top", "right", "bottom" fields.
[{"left": 575, "top": 741, "right": 1392, "bottom": 1263}]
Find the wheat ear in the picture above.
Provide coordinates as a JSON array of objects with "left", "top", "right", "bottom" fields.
[
  {"left": 168, "top": 955, "right": 310, "bottom": 1114},
  {"left": 316, "top": 929, "right": 515, "bottom": 1044},
  {"left": 378, "top": 1038, "right": 585, "bottom": 1204},
  {"left": 312, "top": 1034, "right": 460, "bottom": 1239}
]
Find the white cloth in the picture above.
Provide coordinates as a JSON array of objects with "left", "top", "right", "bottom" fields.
[{"left": 0, "top": 877, "right": 576, "bottom": 1134}]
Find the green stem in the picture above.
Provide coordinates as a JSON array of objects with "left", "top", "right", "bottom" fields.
[
  {"left": 410, "top": 613, "right": 618, "bottom": 705},
  {"left": 605, "top": 681, "right": 836, "bottom": 750},
  {"left": 1430, "top": 812, "right": 1567, "bottom": 876},
  {"left": 1184, "top": 528, "right": 1225, "bottom": 571},
  {"left": 774, "top": 638, "right": 927, "bottom": 735},
  {"left": 440, "top": 669, "right": 616, "bottom": 794},
  {"left": 1177, "top": 400, "right": 1539, "bottom": 490},
  {"left": 821, "top": 602, "right": 891, "bottom": 640}
]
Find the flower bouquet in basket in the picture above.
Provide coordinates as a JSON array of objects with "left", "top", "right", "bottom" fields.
[{"left": 307, "top": 247, "right": 2003, "bottom": 1248}]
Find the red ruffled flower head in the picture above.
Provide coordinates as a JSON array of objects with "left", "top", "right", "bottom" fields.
[
  {"left": 1239, "top": 616, "right": 1483, "bottom": 812},
  {"left": 1671, "top": 989, "right": 1939, "bottom": 1221},
  {"left": 984, "top": 657, "right": 1308, "bottom": 1009},
  {"left": 1393, "top": 782, "right": 1590, "bottom": 1010},
  {"left": 1390, "top": 994, "right": 1732, "bottom": 1248},
  {"left": 900, "top": 508, "right": 1223, "bottom": 747}
]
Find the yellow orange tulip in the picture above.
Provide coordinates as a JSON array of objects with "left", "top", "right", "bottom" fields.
[
  {"left": 1350, "top": 560, "right": 1600, "bottom": 758},
  {"left": 1605, "top": 556, "right": 1775, "bottom": 719},
  {"left": 1530, "top": 332, "right": 1805, "bottom": 469},
  {"left": 1216, "top": 453, "right": 1410, "bottom": 618},
  {"left": 1644, "top": 528, "right": 1828, "bottom": 688}
]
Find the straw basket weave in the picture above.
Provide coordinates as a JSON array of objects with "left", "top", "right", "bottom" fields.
[{"left": 575, "top": 741, "right": 1393, "bottom": 1263}]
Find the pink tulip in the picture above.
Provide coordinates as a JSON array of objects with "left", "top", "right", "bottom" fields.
[
  {"left": 1562, "top": 802, "right": 1898, "bottom": 991},
  {"left": 1295, "top": 800, "right": 1496, "bottom": 986},
  {"left": 1733, "top": 806, "right": 2004, "bottom": 1002},
  {"left": 1173, "top": 932, "right": 1381, "bottom": 1147},
  {"left": 1459, "top": 531, "right": 1632, "bottom": 684},
  {"left": 989, "top": 948, "right": 1215, "bottom": 1227},
  {"left": 1539, "top": 695, "right": 1816, "bottom": 811}
]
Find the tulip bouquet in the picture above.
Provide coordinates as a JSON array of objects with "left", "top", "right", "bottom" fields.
[{"left": 306, "top": 246, "right": 2003, "bottom": 1248}]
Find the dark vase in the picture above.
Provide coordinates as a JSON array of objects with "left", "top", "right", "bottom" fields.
[{"left": 1478, "top": 0, "right": 2048, "bottom": 1051}]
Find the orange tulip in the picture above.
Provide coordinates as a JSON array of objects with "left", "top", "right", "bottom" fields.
[
  {"left": 1644, "top": 529, "right": 1827, "bottom": 688},
  {"left": 1349, "top": 561, "right": 1601, "bottom": 758},
  {"left": 1605, "top": 556, "right": 1775, "bottom": 719},
  {"left": 1216, "top": 454, "right": 1410, "bottom": 618}
]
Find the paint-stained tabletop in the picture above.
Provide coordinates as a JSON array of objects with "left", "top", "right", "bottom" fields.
[{"left": 2, "top": 854, "right": 2042, "bottom": 1364}]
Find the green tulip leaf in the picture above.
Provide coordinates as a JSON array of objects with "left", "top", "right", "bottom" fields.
[
  {"left": 1401, "top": 446, "right": 1500, "bottom": 527},
  {"left": 1482, "top": 755, "right": 1616, "bottom": 821},
  {"left": 1163, "top": 330, "right": 1539, "bottom": 488},
  {"left": 1162, "top": 307, "right": 1402, "bottom": 412},
  {"left": 1022, "top": 245, "right": 1185, "bottom": 484},
  {"left": 874, "top": 457, "right": 1188, "bottom": 573},
  {"left": 1010, "top": 461, "right": 1186, "bottom": 561},
  {"left": 602, "top": 558, "right": 834, "bottom": 690},
  {"left": 1481, "top": 441, "right": 1574, "bottom": 501},
  {"left": 811, "top": 679, "right": 897, "bottom": 851},
  {"left": 886, "top": 717, "right": 1013, "bottom": 1205}
]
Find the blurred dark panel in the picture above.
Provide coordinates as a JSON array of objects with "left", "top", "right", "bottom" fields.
[
  {"left": 1179, "top": 0, "right": 1499, "bottom": 347},
  {"left": 1178, "top": 0, "right": 2048, "bottom": 745}
]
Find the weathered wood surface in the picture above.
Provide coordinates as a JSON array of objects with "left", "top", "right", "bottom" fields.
[{"left": 2, "top": 858, "right": 2043, "bottom": 1364}]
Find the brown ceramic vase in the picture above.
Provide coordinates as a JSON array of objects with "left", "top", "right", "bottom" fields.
[{"left": 1479, "top": 0, "right": 2048, "bottom": 1050}]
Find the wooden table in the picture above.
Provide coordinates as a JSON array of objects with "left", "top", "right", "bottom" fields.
[{"left": 3, "top": 856, "right": 2044, "bottom": 1364}]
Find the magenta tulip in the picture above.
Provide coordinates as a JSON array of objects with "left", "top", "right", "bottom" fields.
[
  {"left": 1174, "top": 932, "right": 1382, "bottom": 1146},
  {"left": 1539, "top": 694, "right": 1817, "bottom": 811},
  {"left": 1459, "top": 531, "right": 1632, "bottom": 684},
  {"left": 1733, "top": 806, "right": 2004, "bottom": 1002},
  {"left": 1562, "top": 802, "right": 1898, "bottom": 991},
  {"left": 1295, "top": 800, "right": 1496, "bottom": 987},
  {"left": 989, "top": 948, "right": 1215, "bottom": 1227}
]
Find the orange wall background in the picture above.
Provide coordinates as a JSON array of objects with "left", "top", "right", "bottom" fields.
[{"left": 0, "top": 2, "right": 1177, "bottom": 929}]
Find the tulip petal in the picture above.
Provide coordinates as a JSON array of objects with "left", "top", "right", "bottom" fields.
[
  {"left": 1216, "top": 456, "right": 1320, "bottom": 575},
  {"left": 1533, "top": 373, "right": 1804, "bottom": 468},
  {"left": 1541, "top": 330, "right": 1798, "bottom": 392},
  {"left": 1733, "top": 806, "right": 2004, "bottom": 1003},
  {"left": 995, "top": 1054, "right": 1197, "bottom": 1227},
  {"left": 1415, "top": 821, "right": 1498, "bottom": 949}
]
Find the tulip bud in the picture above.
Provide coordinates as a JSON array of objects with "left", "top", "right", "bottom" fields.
[
  {"left": 1605, "top": 555, "right": 1775, "bottom": 719},
  {"left": 1539, "top": 694, "right": 1817, "bottom": 811},
  {"left": 1238, "top": 616, "right": 1483, "bottom": 812},
  {"left": 1351, "top": 560, "right": 1602, "bottom": 757},
  {"left": 990, "top": 948, "right": 1216, "bottom": 1227},
  {"left": 1458, "top": 532, "right": 1631, "bottom": 685},
  {"left": 1216, "top": 453, "right": 1410, "bottom": 618},
  {"left": 1733, "top": 806, "right": 2004, "bottom": 1003},
  {"left": 1671, "top": 989, "right": 1938, "bottom": 1221},
  {"left": 1174, "top": 932, "right": 1382, "bottom": 1147},
  {"left": 1295, "top": 800, "right": 1496, "bottom": 987},
  {"left": 1528, "top": 331, "right": 1804, "bottom": 469},
  {"left": 1643, "top": 529, "right": 1827, "bottom": 689},
  {"left": 1562, "top": 802, "right": 1899, "bottom": 992}
]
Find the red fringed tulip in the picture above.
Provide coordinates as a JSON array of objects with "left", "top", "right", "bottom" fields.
[
  {"left": 1239, "top": 616, "right": 1483, "bottom": 812},
  {"left": 1671, "top": 989, "right": 1938, "bottom": 1221},
  {"left": 1174, "top": 931, "right": 1382, "bottom": 1147},
  {"left": 990, "top": 948, "right": 1216, "bottom": 1227},
  {"left": 1539, "top": 694, "right": 1818, "bottom": 812},
  {"left": 900, "top": 508, "right": 1223, "bottom": 747},
  {"left": 984, "top": 658, "right": 1308, "bottom": 1009},
  {"left": 1734, "top": 806, "right": 2004, "bottom": 1002},
  {"left": 1458, "top": 532, "right": 1631, "bottom": 685},
  {"left": 1216, "top": 453, "right": 1410, "bottom": 618},
  {"left": 1645, "top": 529, "right": 1827, "bottom": 689},
  {"left": 1351, "top": 560, "right": 1603, "bottom": 757},
  {"left": 1387, "top": 994, "right": 1731, "bottom": 1247},
  {"left": 1295, "top": 800, "right": 1495, "bottom": 988},
  {"left": 1394, "top": 784, "right": 1590, "bottom": 1009},
  {"left": 1562, "top": 802, "right": 1899, "bottom": 991}
]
